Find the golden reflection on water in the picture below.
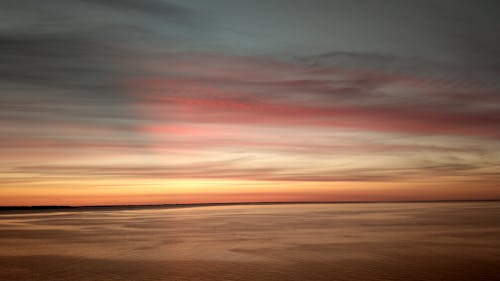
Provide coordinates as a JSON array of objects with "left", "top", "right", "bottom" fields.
[{"left": 1, "top": 202, "right": 499, "bottom": 280}]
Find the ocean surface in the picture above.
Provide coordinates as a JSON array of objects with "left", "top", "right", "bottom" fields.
[{"left": 0, "top": 202, "right": 499, "bottom": 281}]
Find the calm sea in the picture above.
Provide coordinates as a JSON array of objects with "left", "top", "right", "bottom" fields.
[{"left": 1, "top": 202, "right": 499, "bottom": 280}]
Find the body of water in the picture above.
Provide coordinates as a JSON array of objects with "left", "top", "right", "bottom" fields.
[{"left": 1, "top": 202, "right": 499, "bottom": 280}]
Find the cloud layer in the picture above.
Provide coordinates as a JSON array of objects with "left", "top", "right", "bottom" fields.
[{"left": 1, "top": 0, "right": 500, "bottom": 204}]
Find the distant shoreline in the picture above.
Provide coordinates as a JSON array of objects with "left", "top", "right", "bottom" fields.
[{"left": 1, "top": 199, "right": 499, "bottom": 213}]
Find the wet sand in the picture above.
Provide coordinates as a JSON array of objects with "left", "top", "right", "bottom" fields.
[{"left": 0, "top": 202, "right": 499, "bottom": 280}]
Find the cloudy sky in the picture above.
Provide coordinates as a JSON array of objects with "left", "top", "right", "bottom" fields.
[{"left": 1, "top": 0, "right": 500, "bottom": 205}]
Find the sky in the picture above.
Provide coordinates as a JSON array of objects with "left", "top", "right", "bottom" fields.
[{"left": 1, "top": 0, "right": 500, "bottom": 206}]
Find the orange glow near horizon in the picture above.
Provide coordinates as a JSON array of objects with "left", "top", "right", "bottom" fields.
[{"left": 2, "top": 178, "right": 500, "bottom": 206}]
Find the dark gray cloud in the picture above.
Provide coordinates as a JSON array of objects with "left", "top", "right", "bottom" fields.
[
  {"left": 80, "top": 0, "right": 188, "bottom": 18},
  {"left": 0, "top": 0, "right": 193, "bottom": 90},
  {"left": 0, "top": 0, "right": 200, "bottom": 153},
  {"left": 0, "top": 33, "right": 118, "bottom": 90},
  {"left": 297, "top": 51, "right": 500, "bottom": 89}
]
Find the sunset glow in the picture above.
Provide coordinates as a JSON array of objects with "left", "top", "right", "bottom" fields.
[{"left": 1, "top": 0, "right": 500, "bottom": 206}]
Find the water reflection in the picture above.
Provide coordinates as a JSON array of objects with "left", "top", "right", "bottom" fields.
[{"left": 1, "top": 202, "right": 499, "bottom": 280}]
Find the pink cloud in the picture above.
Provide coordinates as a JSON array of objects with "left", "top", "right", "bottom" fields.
[{"left": 130, "top": 53, "right": 500, "bottom": 138}]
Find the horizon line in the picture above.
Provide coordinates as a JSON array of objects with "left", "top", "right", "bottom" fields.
[{"left": 1, "top": 199, "right": 499, "bottom": 212}]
